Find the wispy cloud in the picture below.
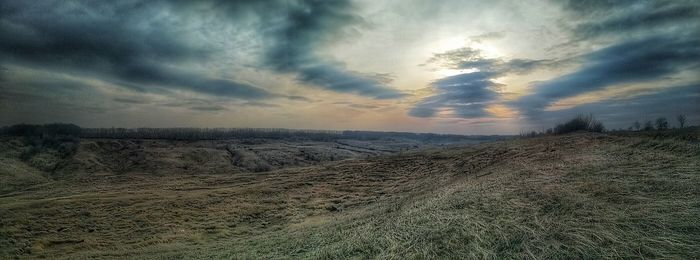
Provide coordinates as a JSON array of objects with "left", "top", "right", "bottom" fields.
[{"left": 513, "top": 34, "right": 700, "bottom": 117}]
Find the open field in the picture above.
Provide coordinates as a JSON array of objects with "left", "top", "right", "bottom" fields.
[{"left": 1, "top": 130, "right": 699, "bottom": 259}]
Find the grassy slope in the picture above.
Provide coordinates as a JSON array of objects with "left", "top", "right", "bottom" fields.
[{"left": 1, "top": 132, "right": 699, "bottom": 259}]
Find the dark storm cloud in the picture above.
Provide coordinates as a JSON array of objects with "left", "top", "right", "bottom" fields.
[
  {"left": 513, "top": 34, "right": 700, "bottom": 117},
  {"left": 0, "top": 0, "right": 403, "bottom": 102},
  {"left": 263, "top": 0, "right": 405, "bottom": 99},
  {"left": 411, "top": 47, "right": 556, "bottom": 119},
  {"left": 0, "top": 0, "right": 278, "bottom": 100}
]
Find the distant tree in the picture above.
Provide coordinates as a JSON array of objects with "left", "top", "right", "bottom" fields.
[
  {"left": 655, "top": 117, "right": 669, "bottom": 130},
  {"left": 633, "top": 121, "right": 641, "bottom": 131},
  {"left": 677, "top": 114, "right": 687, "bottom": 128},
  {"left": 643, "top": 121, "right": 654, "bottom": 131}
]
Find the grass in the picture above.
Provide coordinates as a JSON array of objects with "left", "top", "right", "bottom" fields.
[{"left": 1, "top": 131, "right": 699, "bottom": 259}]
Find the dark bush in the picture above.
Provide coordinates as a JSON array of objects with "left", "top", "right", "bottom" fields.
[
  {"left": 553, "top": 114, "right": 605, "bottom": 135},
  {"left": 655, "top": 117, "right": 669, "bottom": 130}
]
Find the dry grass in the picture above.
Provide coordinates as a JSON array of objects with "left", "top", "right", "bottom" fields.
[{"left": 1, "top": 131, "right": 699, "bottom": 259}]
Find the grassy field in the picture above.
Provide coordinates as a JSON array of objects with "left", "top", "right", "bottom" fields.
[{"left": 1, "top": 131, "right": 699, "bottom": 259}]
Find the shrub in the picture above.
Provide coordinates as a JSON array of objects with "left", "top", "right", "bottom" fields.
[
  {"left": 553, "top": 114, "right": 605, "bottom": 134},
  {"left": 655, "top": 117, "right": 669, "bottom": 130}
]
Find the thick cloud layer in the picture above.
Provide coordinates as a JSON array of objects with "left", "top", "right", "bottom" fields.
[
  {"left": 0, "top": 0, "right": 403, "bottom": 102},
  {"left": 0, "top": 1, "right": 281, "bottom": 99},
  {"left": 263, "top": 0, "right": 404, "bottom": 99}
]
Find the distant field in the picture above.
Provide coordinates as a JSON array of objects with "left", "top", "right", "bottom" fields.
[{"left": 1, "top": 130, "right": 699, "bottom": 259}]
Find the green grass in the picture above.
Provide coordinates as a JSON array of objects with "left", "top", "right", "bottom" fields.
[{"left": 1, "top": 131, "right": 699, "bottom": 259}]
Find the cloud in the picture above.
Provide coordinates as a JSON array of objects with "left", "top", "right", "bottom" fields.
[
  {"left": 410, "top": 47, "right": 556, "bottom": 119},
  {"left": 242, "top": 101, "right": 280, "bottom": 108},
  {"left": 113, "top": 97, "right": 152, "bottom": 105},
  {"left": 513, "top": 34, "right": 700, "bottom": 117},
  {"left": 0, "top": 1, "right": 281, "bottom": 100},
  {"left": 0, "top": 0, "right": 405, "bottom": 101},
  {"left": 332, "top": 102, "right": 379, "bottom": 109},
  {"left": 297, "top": 65, "right": 405, "bottom": 99},
  {"left": 284, "top": 95, "right": 313, "bottom": 102},
  {"left": 574, "top": 4, "right": 700, "bottom": 38},
  {"left": 556, "top": 0, "right": 700, "bottom": 40},
  {"left": 410, "top": 71, "right": 502, "bottom": 118},
  {"left": 0, "top": 73, "right": 112, "bottom": 114},
  {"left": 189, "top": 105, "right": 227, "bottom": 112},
  {"left": 262, "top": 0, "right": 405, "bottom": 99},
  {"left": 426, "top": 47, "right": 560, "bottom": 74}
]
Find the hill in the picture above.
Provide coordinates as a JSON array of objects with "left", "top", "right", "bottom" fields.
[{"left": 1, "top": 131, "right": 699, "bottom": 258}]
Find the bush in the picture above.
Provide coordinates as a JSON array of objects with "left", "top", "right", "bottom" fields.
[
  {"left": 655, "top": 117, "right": 669, "bottom": 130},
  {"left": 553, "top": 114, "right": 605, "bottom": 135}
]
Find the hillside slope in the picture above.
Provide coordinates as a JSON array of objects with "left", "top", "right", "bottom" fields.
[{"left": 1, "top": 132, "right": 699, "bottom": 259}]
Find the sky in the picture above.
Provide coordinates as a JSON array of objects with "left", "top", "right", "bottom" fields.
[{"left": 0, "top": 0, "right": 698, "bottom": 134}]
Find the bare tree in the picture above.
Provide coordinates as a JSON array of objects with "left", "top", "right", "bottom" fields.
[
  {"left": 655, "top": 117, "right": 669, "bottom": 130},
  {"left": 677, "top": 114, "right": 687, "bottom": 128}
]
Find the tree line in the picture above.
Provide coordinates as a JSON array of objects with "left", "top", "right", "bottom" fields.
[
  {"left": 521, "top": 114, "right": 692, "bottom": 137},
  {"left": 626, "top": 115, "right": 687, "bottom": 132},
  {"left": 1, "top": 124, "right": 496, "bottom": 142}
]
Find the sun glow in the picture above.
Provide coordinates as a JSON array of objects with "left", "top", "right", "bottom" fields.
[{"left": 428, "top": 36, "right": 504, "bottom": 78}]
